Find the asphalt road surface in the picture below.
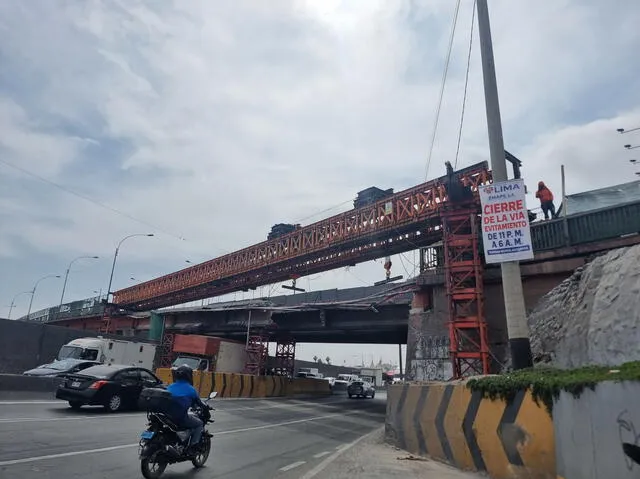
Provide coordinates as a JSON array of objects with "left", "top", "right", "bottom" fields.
[{"left": 0, "top": 392, "right": 387, "bottom": 479}]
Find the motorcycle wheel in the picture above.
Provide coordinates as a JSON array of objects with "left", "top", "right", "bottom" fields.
[
  {"left": 140, "top": 457, "right": 167, "bottom": 479},
  {"left": 191, "top": 436, "right": 211, "bottom": 468}
]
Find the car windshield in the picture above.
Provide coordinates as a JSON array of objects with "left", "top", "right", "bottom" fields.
[
  {"left": 351, "top": 381, "right": 363, "bottom": 386},
  {"left": 58, "top": 345, "right": 99, "bottom": 361},
  {"left": 172, "top": 357, "right": 201, "bottom": 369},
  {"left": 40, "top": 359, "right": 81, "bottom": 371}
]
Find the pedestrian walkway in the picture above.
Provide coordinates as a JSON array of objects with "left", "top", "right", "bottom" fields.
[{"left": 304, "top": 427, "right": 482, "bottom": 478}]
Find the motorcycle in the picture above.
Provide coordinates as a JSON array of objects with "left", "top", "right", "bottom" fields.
[{"left": 138, "top": 390, "right": 218, "bottom": 479}]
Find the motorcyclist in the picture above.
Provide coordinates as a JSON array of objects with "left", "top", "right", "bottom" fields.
[{"left": 167, "top": 365, "right": 206, "bottom": 454}]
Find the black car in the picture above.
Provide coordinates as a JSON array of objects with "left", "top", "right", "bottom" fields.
[
  {"left": 23, "top": 359, "right": 100, "bottom": 377},
  {"left": 55, "top": 364, "right": 163, "bottom": 412}
]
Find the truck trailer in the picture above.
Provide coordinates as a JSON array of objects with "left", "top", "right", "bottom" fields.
[
  {"left": 171, "top": 334, "right": 247, "bottom": 373},
  {"left": 57, "top": 337, "right": 157, "bottom": 370}
]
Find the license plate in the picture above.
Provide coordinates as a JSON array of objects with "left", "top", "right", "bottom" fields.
[
  {"left": 141, "top": 431, "right": 154, "bottom": 439},
  {"left": 71, "top": 381, "right": 80, "bottom": 388}
]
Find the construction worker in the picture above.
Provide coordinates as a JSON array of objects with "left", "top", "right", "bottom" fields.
[{"left": 535, "top": 181, "right": 556, "bottom": 220}]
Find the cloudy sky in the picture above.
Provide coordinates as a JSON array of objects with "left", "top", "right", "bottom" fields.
[{"left": 1, "top": 0, "right": 639, "bottom": 366}]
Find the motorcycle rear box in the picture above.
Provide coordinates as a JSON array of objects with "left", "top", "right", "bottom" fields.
[{"left": 138, "top": 387, "right": 173, "bottom": 413}]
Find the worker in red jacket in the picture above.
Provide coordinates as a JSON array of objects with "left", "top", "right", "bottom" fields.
[{"left": 535, "top": 181, "right": 556, "bottom": 220}]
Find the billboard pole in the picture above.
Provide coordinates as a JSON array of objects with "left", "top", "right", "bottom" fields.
[{"left": 476, "top": 0, "right": 533, "bottom": 370}]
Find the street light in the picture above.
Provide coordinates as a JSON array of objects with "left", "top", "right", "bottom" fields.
[
  {"left": 624, "top": 144, "right": 640, "bottom": 150},
  {"left": 106, "top": 234, "right": 154, "bottom": 302},
  {"left": 618, "top": 127, "right": 640, "bottom": 134},
  {"left": 27, "top": 274, "right": 62, "bottom": 318},
  {"left": 59, "top": 255, "right": 99, "bottom": 310},
  {"left": 7, "top": 290, "right": 32, "bottom": 319}
]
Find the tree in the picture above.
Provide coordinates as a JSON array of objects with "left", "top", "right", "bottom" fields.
[
  {"left": 313, "top": 355, "right": 318, "bottom": 363},
  {"left": 325, "top": 356, "right": 331, "bottom": 365}
]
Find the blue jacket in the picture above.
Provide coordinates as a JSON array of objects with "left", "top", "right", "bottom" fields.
[{"left": 167, "top": 380, "right": 201, "bottom": 423}]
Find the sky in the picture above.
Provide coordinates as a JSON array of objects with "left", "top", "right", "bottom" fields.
[{"left": 1, "top": 0, "right": 639, "bottom": 367}]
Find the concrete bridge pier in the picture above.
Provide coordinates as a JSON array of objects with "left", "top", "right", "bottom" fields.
[{"left": 405, "top": 286, "right": 452, "bottom": 381}]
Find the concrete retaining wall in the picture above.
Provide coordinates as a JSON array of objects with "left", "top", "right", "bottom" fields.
[
  {"left": 553, "top": 381, "right": 640, "bottom": 479},
  {"left": 0, "top": 374, "right": 63, "bottom": 399},
  {"left": 155, "top": 368, "right": 331, "bottom": 398},
  {"left": 0, "top": 318, "right": 153, "bottom": 374},
  {"left": 385, "top": 382, "right": 556, "bottom": 479}
]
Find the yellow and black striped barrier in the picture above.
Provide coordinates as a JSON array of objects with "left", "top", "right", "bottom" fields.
[
  {"left": 386, "top": 382, "right": 556, "bottom": 479},
  {"left": 155, "top": 369, "right": 330, "bottom": 399}
]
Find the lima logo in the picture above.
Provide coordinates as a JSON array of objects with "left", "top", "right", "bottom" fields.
[{"left": 484, "top": 183, "right": 521, "bottom": 194}]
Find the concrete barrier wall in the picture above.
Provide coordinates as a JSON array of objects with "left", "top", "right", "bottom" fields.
[
  {"left": 155, "top": 368, "right": 331, "bottom": 398},
  {"left": 385, "top": 382, "right": 556, "bottom": 479},
  {"left": 553, "top": 381, "right": 640, "bottom": 479},
  {"left": 0, "top": 373, "right": 63, "bottom": 399}
]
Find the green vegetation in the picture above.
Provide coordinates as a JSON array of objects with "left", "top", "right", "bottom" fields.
[{"left": 466, "top": 361, "right": 640, "bottom": 415}]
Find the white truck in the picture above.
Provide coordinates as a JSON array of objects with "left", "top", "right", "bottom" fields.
[
  {"left": 333, "top": 373, "right": 359, "bottom": 392},
  {"left": 169, "top": 334, "right": 247, "bottom": 373},
  {"left": 296, "top": 367, "right": 323, "bottom": 378},
  {"left": 57, "top": 337, "right": 157, "bottom": 370},
  {"left": 359, "top": 368, "right": 384, "bottom": 387}
]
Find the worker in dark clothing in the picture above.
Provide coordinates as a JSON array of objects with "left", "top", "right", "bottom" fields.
[{"left": 535, "top": 181, "right": 556, "bottom": 220}]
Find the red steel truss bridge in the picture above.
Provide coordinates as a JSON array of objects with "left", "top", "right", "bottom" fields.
[
  {"left": 113, "top": 160, "right": 494, "bottom": 377},
  {"left": 114, "top": 161, "right": 492, "bottom": 311}
]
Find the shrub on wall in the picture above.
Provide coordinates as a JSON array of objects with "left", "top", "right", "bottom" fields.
[{"left": 466, "top": 361, "right": 640, "bottom": 415}]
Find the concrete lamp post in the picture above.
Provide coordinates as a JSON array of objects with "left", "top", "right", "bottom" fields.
[
  {"left": 58, "top": 255, "right": 99, "bottom": 311},
  {"left": 106, "top": 234, "right": 154, "bottom": 303},
  {"left": 27, "top": 274, "right": 62, "bottom": 318},
  {"left": 7, "top": 290, "right": 32, "bottom": 319}
]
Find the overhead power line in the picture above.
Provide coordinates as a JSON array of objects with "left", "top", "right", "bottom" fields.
[
  {"left": 454, "top": 0, "right": 476, "bottom": 169},
  {"left": 0, "top": 157, "right": 186, "bottom": 242},
  {"left": 424, "top": 0, "right": 462, "bottom": 181}
]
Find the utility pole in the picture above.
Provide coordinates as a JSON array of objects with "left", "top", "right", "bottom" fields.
[{"left": 476, "top": 0, "right": 532, "bottom": 369}]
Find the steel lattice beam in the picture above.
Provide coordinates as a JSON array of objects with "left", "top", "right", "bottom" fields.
[{"left": 113, "top": 162, "right": 491, "bottom": 311}]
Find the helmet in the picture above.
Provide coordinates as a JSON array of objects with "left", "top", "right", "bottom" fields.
[{"left": 172, "top": 364, "right": 194, "bottom": 385}]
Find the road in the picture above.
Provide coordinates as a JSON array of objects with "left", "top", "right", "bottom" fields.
[{"left": 0, "top": 392, "right": 387, "bottom": 479}]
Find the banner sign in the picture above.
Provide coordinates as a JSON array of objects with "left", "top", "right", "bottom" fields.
[{"left": 479, "top": 178, "right": 534, "bottom": 263}]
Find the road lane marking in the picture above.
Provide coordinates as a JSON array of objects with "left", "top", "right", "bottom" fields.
[
  {"left": 300, "top": 427, "right": 384, "bottom": 479},
  {"left": 0, "top": 398, "right": 380, "bottom": 424},
  {"left": 0, "top": 411, "right": 360, "bottom": 466},
  {"left": 0, "top": 401, "right": 62, "bottom": 405},
  {"left": 0, "top": 444, "right": 137, "bottom": 466},
  {"left": 280, "top": 461, "right": 306, "bottom": 472},
  {"left": 0, "top": 414, "right": 138, "bottom": 424},
  {"left": 313, "top": 451, "right": 331, "bottom": 458}
]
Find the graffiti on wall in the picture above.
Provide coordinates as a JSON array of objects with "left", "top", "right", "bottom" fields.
[
  {"left": 408, "top": 334, "right": 452, "bottom": 381},
  {"left": 618, "top": 410, "right": 640, "bottom": 470}
]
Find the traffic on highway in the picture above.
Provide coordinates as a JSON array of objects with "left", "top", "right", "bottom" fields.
[{"left": 0, "top": 391, "right": 387, "bottom": 479}]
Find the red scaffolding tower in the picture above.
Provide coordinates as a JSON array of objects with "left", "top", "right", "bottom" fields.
[
  {"left": 244, "top": 333, "right": 270, "bottom": 375},
  {"left": 157, "top": 331, "right": 176, "bottom": 368},
  {"left": 442, "top": 203, "right": 490, "bottom": 378}
]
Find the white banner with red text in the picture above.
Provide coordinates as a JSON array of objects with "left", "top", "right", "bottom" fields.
[{"left": 479, "top": 178, "right": 534, "bottom": 264}]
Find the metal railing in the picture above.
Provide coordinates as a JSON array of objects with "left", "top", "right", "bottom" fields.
[
  {"left": 421, "top": 199, "right": 640, "bottom": 272},
  {"left": 530, "top": 199, "right": 640, "bottom": 251}
]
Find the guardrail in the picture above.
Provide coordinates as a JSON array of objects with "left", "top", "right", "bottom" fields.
[{"left": 530, "top": 199, "right": 640, "bottom": 251}]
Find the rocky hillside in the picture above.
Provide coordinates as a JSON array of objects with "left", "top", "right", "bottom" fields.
[{"left": 528, "top": 243, "right": 640, "bottom": 368}]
